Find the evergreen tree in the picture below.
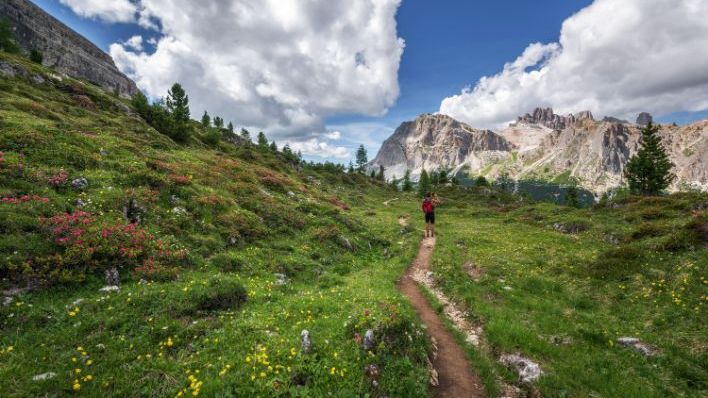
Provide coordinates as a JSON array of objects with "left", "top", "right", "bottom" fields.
[
  {"left": 130, "top": 91, "right": 151, "bottom": 120},
  {"left": 474, "top": 175, "right": 489, "bottom": 187},
  {"left": 257, "top": 132, "right": 269, "bottom": 150},
  {"left": 355, "top": 144, "right": 368, "bottom": 173},
  {"left": 29, "top": 49, "right": 43, "bottom": 64},
  {"left": 438, "top": 169, "right": 449, "bottom": 184},
  {"left": 625, "top": 122, "right": 675, "bottom": 195},
  {"left": 418, "top": 169, "right": 431, "bottom": 197},
  {"left": 0, "top": 18, "right": 20, "bottom": 54},
  {"left": 402, "top": 170, "right": 413, "bottom": 191},
  {"left": 227, "top": 122, "right": 234, "bottom": 134},
  {"left": 204, "top": 128, "right": 221, "bottom": 146},
  {"left": 201, "top": 111, "right": 210, "bottom": 128},
  {"left": 430, "top": 171, "right": 439, "bottom": 186},
  {"left": 390, "top": 175, "right": 399, "bottom": 191},
  {"left": 564, "top": 177, "right": 580, "bottom": 208},
  {"left": 240, "top": 129, "right": 251, "bottom": 144},
  {"left": 348, "top": 161, "right": 355, "bottom": 174},
  {"left": 269, "top": 141, "right": 278, "bottom": 152},
  {"left": 378, "top": 165, "right": 385, "bottom": 181},
  {"left": 165, "top": 83, "right": 191, "bottom": 142},
  {"left": 213, "top": 116, "right": 224, "bottom": 129}
]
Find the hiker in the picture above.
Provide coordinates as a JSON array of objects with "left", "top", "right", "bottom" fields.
[{"left": 422, "top": 192, "right": 436, "bottom": 237}]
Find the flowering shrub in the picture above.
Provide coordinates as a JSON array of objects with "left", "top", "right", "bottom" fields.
[
  {"left": 170, "top": 174, "right": 192, "bottom": 185},
  {"left": 48, "top": 169, "right": 69, "bottom": 187},
  {"left": 29, "top": 211, "right": 188, "bottom": 282},
  {"left": 1, "top": 195, "right": 50, "bottom": 204}
]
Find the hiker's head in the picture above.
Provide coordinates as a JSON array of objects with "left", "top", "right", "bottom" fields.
[{"left": 425, "top": 192, "right": 431, "bottom": 198}]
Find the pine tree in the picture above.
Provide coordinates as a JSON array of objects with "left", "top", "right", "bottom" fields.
[
  {"left": 564, "top": 177, "right": 580, "bottom": 208},
  {"left": 165, "top": 83, "right": 190, "bottom": 142},
  {"left": 131, "top": 92, "right": 151, "bottom": 120},
  {"left": 201, "top": 111, "right": 210, "bottom": 128},
  {"left": 257, "top": 132, "right": 269, "bottom": 150},
  {"left": 438, "top": 169, "right": 449, "bottom": 184},
  {"left": 0, "top": 18, "right": 20, "bottom": 54},
  {"left": 418, "top": 169, "right": 431, "bottom": 197},
  {"left": 348, "top": 161, "right": 355, "bottom": 174},
  {"left": 378, "top": 165, "right": 385, "bottom": 181},
  {"left": 240, "top": 129, "right": 251, "bottom": 144},
  {"left": 29, "top": 49, "right": 43, "bottom": 64},
  {"left": 625, "top": 122, "right": 675, "bottom": 195},
  {"left": 390, "top": 175, "right": 399, "bottom": 191},
  {"left": 402, "top": 170, "right": 413, "bottom": 191},
  {"left": 270, "top": 141, "right": 278, "bottom": 152},
  {"left": 227, "top": 122, "right": 234, "bottom": 134},
  {"left": 213, "top": 116, "right": 224, "bottom": 129},
  {"left": 355, "top": 145, "right": 368, "bottom": 173}
]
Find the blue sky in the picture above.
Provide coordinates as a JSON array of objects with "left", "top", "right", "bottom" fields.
[{"left": 30, "top": 0, "right": 708, "bottom": 163}]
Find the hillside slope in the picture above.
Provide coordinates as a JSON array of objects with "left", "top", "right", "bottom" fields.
[{"left": 0, "top": 52, "right": 431, "bottom": 397}]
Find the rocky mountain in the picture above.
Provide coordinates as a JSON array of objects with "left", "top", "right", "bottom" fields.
[
  {"left": 370, "top": 108, "right": 707, "bottom": 193},
  {"left": 371, "top": 113, "right": 511, "bottom": 180},
  {"left": 0, "top": 0, "right": 138, "bottom": 97}
]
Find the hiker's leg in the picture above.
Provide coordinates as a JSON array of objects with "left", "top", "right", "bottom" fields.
[{"left": 431, "top": 224, "right": 435, "bottom": 237}]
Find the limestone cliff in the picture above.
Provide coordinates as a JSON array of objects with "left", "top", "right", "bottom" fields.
[{"left": 0, "top": 0, "right": 138, "bottom": 97}]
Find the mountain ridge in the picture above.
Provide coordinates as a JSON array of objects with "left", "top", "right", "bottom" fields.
[{"left": 370, "top": 108, "right": 707, "bottom": 193}]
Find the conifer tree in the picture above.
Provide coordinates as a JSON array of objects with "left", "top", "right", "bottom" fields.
[
  {"left": 240, "top": 129, "right": 251, "bottom": 144},
  {"left": 0, "top": 18, "right": 20, "bottom": 54},
  {"left": 625, "top": 122, "right": 675, "bottom": 195},
  {"left": 378, "top": 165, "right": 385, "bottom": 181},
  {"left": 348, "top": 161, "right": 355, "bottom": 174},
  {"left": 270, "top": 141, "right": 278, "bottom": 152},
  {"left": 355, "top": 145, "right": 368, "bottom": 173},
  {"left": 564, "top": 177, "right": 580, "bottom": 208},
  {"left": 402, "top": 170, "right": 413, "bottom": 191},
  {"left": 213, "top": 116, "right": 224, "bottom": 129},
  {"left": 201, "top": 111, "right": 210, "bottom": 128},
  {"left": 257, "top": 132, "right": 269, "bottom": 150},
  {"left": 227, "top": 122, "right": 234, "bottom": 134},
  {"left": 29, "top": 49, "right": 43, "bottom": 64},
  {"left": 418, "top": 169, "right": 431, "bottom": 197},
  {"left": 166, "top": 83, "right": 191, "bottom": 142}
]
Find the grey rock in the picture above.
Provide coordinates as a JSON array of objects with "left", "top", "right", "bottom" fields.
[
  {"left": 172, "top": 206, "right": 187, "bottom": 216},
  {"left": 274, "top": 273, "right": 287, "bottom": 286},
  {"left": 169, "top": 195, "right": 180, "bottom": 205},
  {"left": 104, "top": 267, "right": 120, "bottom": 287},
  {"left": 30, "top": 73, "right": 45, "bottom": 85},
  {"left": 32, "top": 372, "right": 57, "bottom": 381},
  {"left": 0, "top": 61, "right": 16, "bottom": 77},
  {"left": 99, "top": 149, "right": 109, "bottom": 156},
  {"left": 617, "top": 337, "right": 657, "bottom": 356},
  {"left": 99, "top": 285, "right": 120, "bottom": 293},
  {"left": 339, "top": 236, "right": 353, "bottom": 251},
  {"left": 636, "top": 112, "right": 653, "bottom": 126},
  {"left": 603, "top": 116, "right": 629, "bottom": 124},
  {"left": 500, "top": 353, "right": 542, "bottom": 383},
  {"left": 0, "top": 0, "right": 138, "bottom": 96},
  {"left": 70, "top": 177, "right": 88, "bottom": 190},
  {"left": 74, "top": 198, "right": 87, "bottom": 208},
  {"left": 122, "top": 198, "right": 144, "bottom": 224},
  {"left": 363, "top": 329, "right": 375, "bottom": 351},
  {"left": 553, "top": 222, "right": 588, "bottom": 234},
  {"left": 300, "top": 329, "right": 312, "bottom": 353}
]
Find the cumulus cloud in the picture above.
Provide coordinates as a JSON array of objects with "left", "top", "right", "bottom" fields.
[
  {"left": 288, "top": 138, "right": 350, "bottom": 159},
  {"left": 59, "top": 0, "right": 137, "bottom": 23},
  {"left": 440, "top": 0, "right": 708, "bottom": 128},
  {"left": 124, "top": 35, "right": 143, "bottom": 51},
  {"left": 324, "top": 130, "right": 342, "bottom": 140},
  {"left": 104, "top": 0, "right": 404, "bottom": 145}
]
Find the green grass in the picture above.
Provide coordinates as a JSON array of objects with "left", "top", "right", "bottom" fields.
[
  {"left": 0, "top": 52, "right": 432, "bottom": 397},
  {"left": 429, "top": 188, "right": 707, "bottom": 397}
]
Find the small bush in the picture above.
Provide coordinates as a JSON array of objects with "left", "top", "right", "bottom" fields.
[
  {"left": 209, "top": 251, "right": 246, "bottom": 272},
  {"left": 630, "top": 222, "right": 669, "bottom": 240},
  {"left": 191, "top": 278, "right": 247, "bottom": 313},
  {"left": 589, "top": 245, "right": 642, "bottom": 278}
]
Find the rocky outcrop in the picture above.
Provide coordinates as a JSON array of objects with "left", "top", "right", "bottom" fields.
[
  {"left": 636, "top": 112, "right": 653, "bottom": 126},
  {"left": 369, "top": 113, "right": 512, "bottom": 180},
  {"left": 513, "top": 107, "right": 594, "bottom": 130},
  {"left": 373, "top": 108, "right": 707, "bottom": 193},
  {"left": 0, "top": 0, "right": 138, "bottom": 97}
]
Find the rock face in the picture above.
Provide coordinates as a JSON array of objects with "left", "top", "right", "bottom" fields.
[
  {"left": 0, "top": 0, "right": 138, "bottom": 97},
  {"left": 636, "top": 112, "right": 653, "bottom": 126},
  {"left": 371, "top": 108, "right": 708, "bottom": 193},
  {"left": 369, "top": 113, "right": 512, "bottom": 180}
]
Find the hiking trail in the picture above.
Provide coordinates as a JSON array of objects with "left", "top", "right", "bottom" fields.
[{"left": 398, "top": 236, "right": 485, "bottom": 398}]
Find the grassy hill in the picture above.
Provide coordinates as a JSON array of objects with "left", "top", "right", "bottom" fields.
[
  {"left": 0, "top": 52, "right": 431, "bottom": 397},
  {"left": 1, "top": 51, "right": 706, "bottom": 398}
]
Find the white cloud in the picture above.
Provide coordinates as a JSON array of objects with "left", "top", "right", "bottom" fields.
[
  {"left": 324, "top": 130, "right": 342, "bottom": 140},
  {"left": 124, "top": 35, "right": 143, "bottom": 51},
  {"left": 106, "top": 0, "right": 404, "bottom": 145},
  {"left": 440, "top": 0, "right": 708, "bottom": 128},
  {"left": 288, "top": 138, "right": 350, "bottom": 159},
  {"left": 59, "top": 0, "right": 137, "bottom": 23}
]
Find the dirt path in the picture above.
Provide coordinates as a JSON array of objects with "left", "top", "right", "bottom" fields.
[{"left": 398, "top": 237, "right": 485, "bottom": 398}]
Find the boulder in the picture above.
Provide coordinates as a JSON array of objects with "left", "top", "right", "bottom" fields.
[
  {"left": 500, "top": 353, "right": 542, "bottom": 383},
  {"left": 70, "top": 177, "right": 88, "bottom": 190},
  {"left": 300, "top": 329, "right": 312, "bottom": 353},
  {"left": 617, "top": 337, "right": 656, "bottom": 356},
  {"left": 363, "top": 329, "right": 375, "bottom": 351}
]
